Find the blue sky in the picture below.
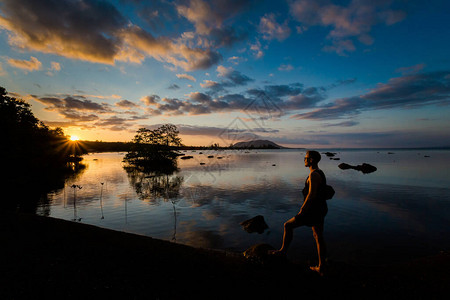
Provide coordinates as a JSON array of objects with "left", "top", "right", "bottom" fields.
[{"left": 1, "top": 0, "right": 449, "bottom": 148}]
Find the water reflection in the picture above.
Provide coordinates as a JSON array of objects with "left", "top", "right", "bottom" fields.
[
  {"left": 37, "top": 150, "right": 450, "bottom": 265},
  {"left": 124, "top": 162, "right": 184, "bottom": 241}
]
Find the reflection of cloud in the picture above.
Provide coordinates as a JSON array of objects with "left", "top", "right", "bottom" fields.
[{"left": 178, "top": 229, "right": 225, "bottom": 249}]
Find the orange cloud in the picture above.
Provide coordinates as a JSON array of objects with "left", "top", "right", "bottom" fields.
[
  {"left": 0, "top": 0, "right": 221, "bottom": 70},
  {"left": 7, "top": 56, "right": 42, "bottom": 71}
]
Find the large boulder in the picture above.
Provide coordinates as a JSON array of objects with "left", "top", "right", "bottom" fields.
[{"left": 240, "top": 215, "right": 269, "bottom": 234}]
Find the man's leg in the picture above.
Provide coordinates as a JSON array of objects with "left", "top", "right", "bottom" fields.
[
  {"left": 311, "top": 223, "right": 327, "bottom": 271},
  {"left": 272, "top": 216, "right": 303, "bottom": 255}
]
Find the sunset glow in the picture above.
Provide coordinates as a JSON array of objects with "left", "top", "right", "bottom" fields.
[
  {"left": 1, "top": 0, "right": 449, "bottom": 148},
  {"left": 70, "top": 135, "right": 80, "bottom": 141}
]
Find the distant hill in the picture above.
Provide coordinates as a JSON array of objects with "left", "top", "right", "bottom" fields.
[{"left": 231, "top": 140, "right": 286, "bottom": 149}]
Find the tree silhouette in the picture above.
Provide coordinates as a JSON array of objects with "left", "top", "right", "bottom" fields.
[
  {"left": 124, "top": 125, "right": 182, "bottom": 172},
  {"left": 0, "top": 86, "right": 84, "bottom": 211}
]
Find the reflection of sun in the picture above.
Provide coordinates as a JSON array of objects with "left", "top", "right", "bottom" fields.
[{"left": 70, "top": 135, "right": 80, "bottom": 141}]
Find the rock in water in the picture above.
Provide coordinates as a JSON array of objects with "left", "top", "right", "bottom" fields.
[
  {"left": 338, "top": 162, "right": 377, "bottom": 174},
  {"left": 240, "top": 215, "right": 269, "bottom": 234},
  {"left": 323, "top": 152, "right": 336, "bottom": 157},
  {"left": 357, "top": 163, "right": 377, "bottom": 174}
]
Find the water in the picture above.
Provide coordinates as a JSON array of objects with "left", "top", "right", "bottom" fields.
[{"left": 38, "top": 149, "right": 450, "bottom": 265}]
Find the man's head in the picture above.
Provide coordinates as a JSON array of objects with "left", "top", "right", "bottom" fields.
[{"left": 304, "top": 150, "right": 321, "bottom": 167}]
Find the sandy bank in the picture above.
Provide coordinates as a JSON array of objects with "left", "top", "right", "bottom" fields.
[{"left": 1, "top": 212, "right": 449, "bottom": 299}]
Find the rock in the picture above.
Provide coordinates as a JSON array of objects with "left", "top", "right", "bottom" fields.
[
  {"left": 323, "top": 152, "right": 336, "bottom": 157},
  {"left": 338, "top": 163, "right": 352, "bottom": 170},
  {"left": 339, "top": 162, "right": 377, "bottom": 174},
  {"left": 243, "top": 243, "right": 287, "bottom": 265},
  {"left": 240, "top": 215, "right": 269, "bottom": 234},
  {"left": 180, "top": 155, "right": 194, "bottom": 160},
  {"left": 243, "top": 243, "right": 275, "bottom": 259}
]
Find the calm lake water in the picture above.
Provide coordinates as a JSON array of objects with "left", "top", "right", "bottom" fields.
[{"left": 38, "top": 149, "right": 450, "bottom": 265}]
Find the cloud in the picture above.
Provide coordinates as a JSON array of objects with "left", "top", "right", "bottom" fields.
[
  {"left": 176, "top": 0, "right": 250, "bottom": 49},
  {"left": 291, "top": 71, "right": 450, "bottom": 120},
  {"left": 323, "top": 120, "right": 359, "bottom": 127},
  {"left": 396, "top": 63, "right": 426, "bottom": 75},
  {"left": 136, "top": 70, "right": 450, "bottom": 122},
  {"left": 227, "top": 56, "right": 247, "bottom": 65},
  {"left": 0, "top": 62, "right": 5, "bottom": 76},
  {"left": 284, "top": 130, "right": 450, "bottom": 148},
  {"left": 216, "top": 65, "right": 253, "bottom": 86},
  {"left": 31, "top": 94, "right": 112, "bottom": 124},
  {"left": 250, "top": 40, "right": 265, "bottom": 59},
  {"left": 278, "top": 64, "right": 294, "bottom": 71},
  {"left": 0, "top": 0, "right": 222, "bottom": 71},
  {"left": 7, "top": 56, "right": 42, "bottom": 71},
  {"left": 117, "top": 24, "right": 222, "bottom": 70},
  {"left": 259, "top": 13, "right": 291, "bottom": 41},
  {"left": 289, "top": 0, "right": 407, "bottom": 55},
  {"left": 141, "top": 95, "right": 160, "bottom": 106},
  {"left": 115, "top": 99, "right": 139, "bottom": 108},
  {"left": 50, "top": 61, "right": 61, "bottom": 71},
  {"left": 176, "top": 73, "right": 197, "bottom": 82},
  {"left": 198, "top": 66, "right": 254, "bottom": 95},
  {"left": 176, "top": 0, "right": 251, "bottom": 35},
  {"left": 0, "top": 0, "right": 125, "bottom": 64}
]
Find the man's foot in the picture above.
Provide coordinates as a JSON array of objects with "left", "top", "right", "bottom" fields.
[
  {"left": 309, "top": 265, "right": 324, "bottom": 276},
  {"left": 268, "top": 249, "right": 286, "bottom": 257}
]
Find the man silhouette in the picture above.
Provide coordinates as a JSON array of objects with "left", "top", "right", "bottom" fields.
[{"left": 271, "top": 150, "right": 328, "bottom": 274}]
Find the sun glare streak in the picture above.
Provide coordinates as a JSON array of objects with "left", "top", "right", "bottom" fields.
[{"left": 70, "top": 135, "right": 80, "bottom": 141}]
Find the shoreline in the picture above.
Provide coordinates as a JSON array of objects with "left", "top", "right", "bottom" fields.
[{"left": 2, "top": 212, "right": 449, "bottom": 299}]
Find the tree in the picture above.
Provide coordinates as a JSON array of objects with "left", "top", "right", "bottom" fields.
[
  {"left": 124, "top": 124, "right": 182, "bottom": 172},
  {"left": 0, "top": 86, "right": 84, "bottom": 211}
]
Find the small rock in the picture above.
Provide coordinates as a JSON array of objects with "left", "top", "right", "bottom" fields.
[
  {"left": 243, "top": 243, "right": 275, "bottom": 259},
  {"left": 243, "top": 244, "right": 286, "bottom": 265},
  {"left": 240, "top": 215, "right": 269, "bottom": 234},
  {"left": 323, "top": 152, "right": 337, "bottom": 157},
  {"left": 180, "top": 155, "right": 194, "bottom": 160}
]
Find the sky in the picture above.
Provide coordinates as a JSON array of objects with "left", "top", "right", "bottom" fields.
[{"left": 1, "top": 0, "right": 450, "bottom": 148}]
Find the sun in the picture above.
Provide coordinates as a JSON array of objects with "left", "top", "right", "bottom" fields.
[{"left": 70, "top": 135, "right": 80, "bottom": 141}]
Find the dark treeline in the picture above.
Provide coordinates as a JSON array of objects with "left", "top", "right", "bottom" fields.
[
  {"left": 0, "top": 86, "right": 85, "bottom": 212},
  {"left": 82, "top": 140, "right": 134, "bottom": 153}
]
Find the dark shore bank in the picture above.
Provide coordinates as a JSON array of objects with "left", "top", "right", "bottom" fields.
[{"left": 2, "top": 213, "right": 449, "bottom": 299}]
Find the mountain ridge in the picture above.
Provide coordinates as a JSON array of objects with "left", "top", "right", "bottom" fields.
[{"left": 231, "top": 140, "right": 287, "bottom": 149}]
